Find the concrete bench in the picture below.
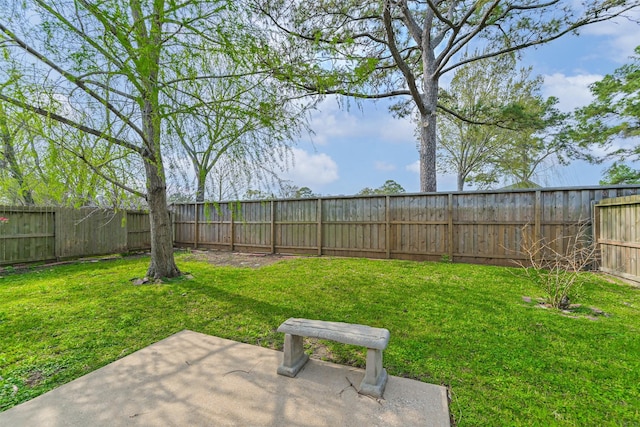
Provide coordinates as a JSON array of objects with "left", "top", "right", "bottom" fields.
[{"left": 276, "top": 318, "right": 390, "bottom": 398}]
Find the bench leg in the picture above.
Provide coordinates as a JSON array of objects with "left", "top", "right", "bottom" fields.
[
  {"left": 359, "top": 348, "right": 388, "bottom": 398},
  {"left": 277, "top": 333, "right": 309, "bottom": 377}
]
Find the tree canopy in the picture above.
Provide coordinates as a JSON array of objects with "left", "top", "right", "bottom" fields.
[
  {"left": 571, "top": 45, "right": 640, "bottom": 165},
  {"left": 599, "top": 162, "right": 640, "bottom": 185},
  {"left": 437, "top": 52, "right": 568, "bottom": 190},
  {"left": 0, "top": 0, "right": 289, "bottom": 278},
  {"left": 256, "top": 0, "right": 638, "bottom": 192},
  {"left": 358, "top": 179, "right": 406, "bottom": 195},
  {"left": 165, "top": 57, "right": 311, "bottom": 203}
]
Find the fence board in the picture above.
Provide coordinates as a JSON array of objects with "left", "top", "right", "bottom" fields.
[
  {"left": 172, "top": 186, "right": 640, "bottom": 267},
  {"left": 54, "top": 208, "right": 125, "bottom": 258},
  {"left": 0, "top": 206, "right": 150, "bottom": 266},
  {"left": 127, "top": 211, "right": 151, "bottom": 251},
  {"left": 597, "top": 194, "right": 640, "bottom": 282},
  {"left": 0, "top": 206, "right": 55, "bottom": 265},
  {"left": 4, "top": 187, "right": 636, "bottom": 268}
]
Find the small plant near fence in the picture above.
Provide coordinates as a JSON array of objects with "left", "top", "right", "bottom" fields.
[
  {"left": 0, "top": 216, "right": 8, "bottom": 225},
  {"left": 517, "top": 220, "right": 597, "bottom": 309}
]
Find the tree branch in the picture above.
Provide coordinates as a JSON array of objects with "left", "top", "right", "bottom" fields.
[
  {"left": 59, "top": 143, "right": 146, "bottom": 199},
  {"left": 0, "top": 93, "right": 144, "bottom": 155},
  {"left": 383, "top": 0, "right": 426, "bottom": 114},
  {"left": 435, "top": 0, "right": 504, "bottom": 77},
  {"left": 437, "top": 102, "right": 533, "bottom": 131},
  {"left": 256, "top": 4, "right": 389, "bottom": 46},
  {"left": 34, "top": 0, "right": 127, "bottom": 71},
  {"left": 0, "top": 23, "right": 147, "bottom": 142},
  {"left": 395, "top": 0, "right": 423, "bottom": 45},
  {"left": 439, "top": 4, "right": 637, "bottom": 76}
]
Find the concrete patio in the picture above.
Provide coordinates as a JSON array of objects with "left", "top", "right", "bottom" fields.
[{"left": 0, "top": 330, "right": 450, "bottom": 426}]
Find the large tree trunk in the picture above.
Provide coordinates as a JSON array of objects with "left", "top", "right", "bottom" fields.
[
  {"left": 140, "top": 76, "right": 180, "bottom": 278},
  {"left": 195, "top": 170, "right": 206, "bottom": 203},
  {"left": 419, "top": 77, "right": 439, "bottom": 193},
  {"left": 139, "top": 8, "right": 180, "bottom": 279},
  {"left": 457, "top": 173, "right": 465, "bottom": 192},
  {"left": 144, "top": 156, "right": 180, "bottom": 279},
  {"left": 415, "top": 26, "right": 439, "bottom": 194},
  {"left": 418, "top": 112, "right": 437, "bottom": 192}
]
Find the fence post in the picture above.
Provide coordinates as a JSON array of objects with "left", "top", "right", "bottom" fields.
[
  {"left": 194, "top": 202, "right": 199, "bottom": 249},
  {"left": 270, "top": 200, "right": 276, "bottom": 254},
  {"left": 230, "top": 203, "right": 235, "bottom": 252},
  {"left": 592, "top": 200, "right": 601, "bottom": 270},
  {"left": 171, "top": 209, "right": 176, "bottom": 247},
  {"left": 317, "top": 198, "right": 323, "bottom": 256},
  {"left": 385, "top": 195, "right": 391, "bottom": 259},
  {"left": 448, "top": 193, "right": 454, "bottom": 261},
  {"left": 54, "top": 207, "right": 62, "bottom": 261},
  {"left": 534, "top": 190, "right": 542, "bottom": 263},
  {"left": 123, "top": 211, "right": 128, "bottom": 252}
]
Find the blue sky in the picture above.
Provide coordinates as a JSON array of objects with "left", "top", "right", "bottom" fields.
[{"left": 279, "top": 11, "right": 640, "bottom": 196}]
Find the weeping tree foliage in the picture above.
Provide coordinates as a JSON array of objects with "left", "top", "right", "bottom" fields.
[
  {"left": 487, "top": 104, "right": 569, "bottom": 189},
  {"left": 438, "top": 52, "right": 569, "bottom": 190},
  {"left": 255, "top": 0, "right": 638, "bottom": 192},
  {"left": 165, "top": 59, "right": 310, "bottom": 203},
  {"left": 0, "top": 99, "right": 37, "bottom": 205},
  {"left": 0, "top": 0, "right": 280, "bottom": 278},
  {"left": 0, "top": 86, "right": 138, "bottom": 207}
]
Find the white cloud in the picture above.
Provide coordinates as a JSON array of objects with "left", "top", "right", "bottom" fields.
[
  {"left": 582, "top": 11, "right": 640, "bottom": 62},
  {"left": 405, "top": 160, "right": 420, "bottom": 174},
  {"left": 377, "top": 116, "right": 416, "bottom": 144},
  {"left": 307, "top": 97, "right": 417, "bottom": 146},
  {"left": 283, "top": 148, "right": 339, "bottom": 187},
  {"left": 542, "top": 73, "right": 601, "bottom": 111},
  {"left": 375, "top": 161, "right": 396, "bottom": 172},
  {"left": 306, "top": 98, "right": 364, "bottom": 145}
]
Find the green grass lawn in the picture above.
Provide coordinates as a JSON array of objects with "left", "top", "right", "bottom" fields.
[{"left": 1, "top": 253, "right": 638, "bottom": 426}]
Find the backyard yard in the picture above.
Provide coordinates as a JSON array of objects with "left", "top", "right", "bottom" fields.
[{"left": 0, "top": 252, "right": 638, "bottom": 426}]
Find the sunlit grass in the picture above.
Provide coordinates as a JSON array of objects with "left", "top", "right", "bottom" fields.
[{"left": 1, "top": 253, "right": 638, "bottom": 425}]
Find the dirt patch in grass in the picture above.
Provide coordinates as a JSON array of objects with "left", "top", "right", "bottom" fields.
[
  {"left": 25, "top": 371, "right": 44, "bottom": 388},
  {"left": 304, "top": 338, "right": 334, "bottom": 361},
  {"left": 181, "top": 250, "right": 299, "bottom": 268},
  {"left": 522, "top": 296, "right": 612, "bottom": 319},
  {"left": 0, "top": 250, "right": 297, "bottom": 276}
]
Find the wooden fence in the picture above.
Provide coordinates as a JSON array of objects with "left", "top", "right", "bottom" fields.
[
  {"left": 0, "top": 206, "right": 151, "bottom": 266},
  {"left": 4, "top": 186, "right": 640, "bottom": 269},
  {"left": 172, "top": 186, "right": 640, "bottom": 267},
  {"left": 596, "top": 195, "right": 640, "bottom": 283}
]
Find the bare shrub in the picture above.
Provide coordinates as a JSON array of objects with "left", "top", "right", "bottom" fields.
[{"left": 516, "top": 220, "right": 598, "bottom": 309}]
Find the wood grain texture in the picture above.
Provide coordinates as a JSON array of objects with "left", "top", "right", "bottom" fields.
[
  {"left": 0, "top": 206, "right": 151, "bottom": 265},
  {"left": 171, "top": 186, "right": 640, "bottom": 267},
  {"left": 597, "top": 194, "right": 640, "bottom": 282}
]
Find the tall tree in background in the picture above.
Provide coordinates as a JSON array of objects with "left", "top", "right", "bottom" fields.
[
  {"left": 571, "top": 45, "right": 640, "bottom": 182},
  {"left": 0, "top": 0, "right": 256, "bottom": 278},
  {"left": 438, "top": 53, "right": 519, "bottom": 190},
  {"left": 438, "top": 52, "right": 568, "bottom": 190},
  {"left": 257, "top": 0, "right": 638, "bottom": 192},
  {"left": 165, "top": 59, "right": 310, "bottom": 203},
  {"left": 358, "top": 179, "right": 406, "bottom": 195},
  {"left": 486, "top": 102, "right": 568, "bottom": 188},
  {"left": 599, "top": 162, "right": 640, "bottom": 185}
]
